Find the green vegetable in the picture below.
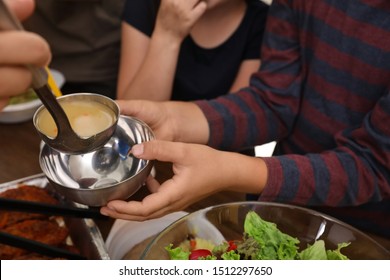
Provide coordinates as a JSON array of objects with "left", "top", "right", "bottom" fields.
[
  {"left": 8, "top": 89, "right": 38, "bottom": 105},
  {"left": 244, "top": 211, "right": 300, "bottom": 260},
  {"left": 326, "top": 242, "right": 350, "bottom": 260},
  {"left": 299, "top": 240, "right": 328, "bottom": 260},
  {"left": 166, "top": 211, "right": 351, "bottom": 260},
  {"left": 221, "top": 250, "right": 240, "bottom": 260},
  {"left": 165, "top": 244, "right": 189, "bottom": 260}
]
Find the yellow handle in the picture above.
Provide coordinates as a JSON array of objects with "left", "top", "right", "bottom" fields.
[{"left": 45, "top": 67, "right": 62, "bottom": 97}]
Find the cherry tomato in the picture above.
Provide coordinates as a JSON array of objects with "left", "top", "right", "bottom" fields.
[
  {"left": 189, "top": 249, "right": 212, "bottom": 260},
  {"left": 228, "top": 240, "right": 237, "bottom": 251}
]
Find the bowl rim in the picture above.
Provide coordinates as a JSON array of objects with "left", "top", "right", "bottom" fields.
[{"left": 141, "top": 201, "right": 390, "bottom": 259}]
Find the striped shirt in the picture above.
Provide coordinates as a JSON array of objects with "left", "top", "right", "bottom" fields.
[{"left": 196, "top": 0, "right": 390, "bottom": 238}]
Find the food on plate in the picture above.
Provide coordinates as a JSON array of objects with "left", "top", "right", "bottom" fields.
[
  {"left": 0, "top": 219, "right": 69, "bottom": 259},
  {"left": 35, "top": 99, "right": 117, "bottom": 138},
  {"left": 0, "top": 185, "right": 58, "bottom": 228},
  {"left": 165, "top": 211, "right": 350, "bottom": 260},
  {"left": 8, "top": 89, "right": 38, "bottom": 105},
  {"left": 0, "top": 184, "right": 81, "bottom": 260}
]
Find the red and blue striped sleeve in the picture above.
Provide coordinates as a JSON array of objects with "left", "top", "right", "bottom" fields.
[{"left": 196, "top": 0, "right": 390, "bottom": 236}]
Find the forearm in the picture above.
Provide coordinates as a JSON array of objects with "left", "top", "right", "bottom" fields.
[
  {"left": 119, "top": 31, "right": 181, "bottom": 101},
  {"left": 167, "top": 101, "right": 210, "bottom": 144}
]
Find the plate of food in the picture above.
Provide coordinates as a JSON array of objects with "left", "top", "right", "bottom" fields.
[
  {"left": 140, "top": 202, "right": 390, "bottom": 260},
  {"left": 0, "top": 69, "right": 65, "bottom": 124},
  {"left": 0, "top": 174, "right": 109, "bottom": 259}
]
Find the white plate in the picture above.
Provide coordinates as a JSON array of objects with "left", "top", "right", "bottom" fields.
[{"left": 0, "top": 68, "right": 65, "bottom": 124}]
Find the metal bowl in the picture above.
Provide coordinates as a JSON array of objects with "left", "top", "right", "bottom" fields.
[
  {"left": 141, "top": 202, "right": 390, "bottom": 260},
  {"left": 39, "top": 115, "right": 155, "bottom": 206}
]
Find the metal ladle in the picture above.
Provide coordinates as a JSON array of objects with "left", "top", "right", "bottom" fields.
[{"left": 0, "top": 1, "right": 119, "bottom": 154}]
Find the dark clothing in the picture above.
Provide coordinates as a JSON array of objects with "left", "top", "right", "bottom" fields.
[
  {"left": 60, "top": 80, "right": 117, "bottom": 100},
  {"left": 24, "top": 0, "right": 125, "bottom": 99},
  {"left": 197, "top": 0, "right": 390, "bottom": 237},
  {"left": 123, "top": 0, "right": 269, "bottom": 100}
]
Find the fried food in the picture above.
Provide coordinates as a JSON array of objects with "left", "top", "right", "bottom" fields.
[
  {"left": 0, "top": 219, "right": 69, "bottom": 260},
  {"left": 0, "top": 184, "right": 82, "bottom": 260},
  {"left": 0, "top": 185, "right": 59, "bottom": 229}
]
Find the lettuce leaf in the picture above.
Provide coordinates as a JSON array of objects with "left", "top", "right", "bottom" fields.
[
  {"left": 326, "top": 242, "right": 350, "bottom": 260},
  {"left": 244, "top": 211, "right": 300, "bottom": 260},
  {"left": 299, "top": 240, "right": 328, "bottom": 260},
  {"left": 165, "top": 244, "right": 190, "bottom": 260},
  {"left": 221, "top": 250, "right": 241, "bottom": 260}
]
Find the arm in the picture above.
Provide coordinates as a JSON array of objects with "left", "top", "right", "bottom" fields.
[
  {"left": 197, "top": 0, "right": 303, "bottom": 151},
  {"left": 261, "top": 91, "right": 390, "bottom": 207},
  {"left": 102, "top": 94, "right": 390, "bottom": 221},
  {"left": 116, "top": 22, "right": 180, "bottom": 100},
  {"left": 116, "top": 99, "right": 209, "bottom": 144},
  {"left": 229, "top": 59, "right": 261, "bottom": 93},
  {"left": 201, "top": 0, "right": 390, "bottom": 208},
  {"left": 117, "top": 0, "right": 207, "bottom": 100}
]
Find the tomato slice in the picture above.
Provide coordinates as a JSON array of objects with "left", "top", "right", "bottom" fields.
[
  {"left": 189, "top": 249, "right": 212, "bottom": 260},
  {"left": 228, "top": 240, "right": 237, "bottom": 251}
]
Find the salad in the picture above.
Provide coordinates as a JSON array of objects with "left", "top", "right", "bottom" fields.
[
  {"left": 165, "top": 211, "right": 350, "bottom": 260},
  {"left": 8, "top": 89, "right": 38, "bottom": 105}
]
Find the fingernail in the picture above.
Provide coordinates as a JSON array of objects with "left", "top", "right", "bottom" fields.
[
  {"left": 100, "top": 208, "right": 109, "bottom": 216},
  {"left": 131, "top": 144, "right": 144, "bottom": 156}
]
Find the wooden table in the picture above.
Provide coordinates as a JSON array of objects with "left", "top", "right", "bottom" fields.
[
  {"left": 1, "top": 121, "right": 389, "bottom": 254},
  {"left": 0, "top": 121, "right": 42, "bottom": 183}
]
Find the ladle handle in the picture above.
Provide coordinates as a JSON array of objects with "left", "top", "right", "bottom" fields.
[{"left": 0, "top": 0, "right": 46, "bottom": 88}]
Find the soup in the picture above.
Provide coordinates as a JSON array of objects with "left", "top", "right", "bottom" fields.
[{"left": 36, "top": 99, "right": 116, "bottom": 138}]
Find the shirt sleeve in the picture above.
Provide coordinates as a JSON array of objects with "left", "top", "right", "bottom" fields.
[
  {"left": 261, "top": 90, "right": 390, "bottom": 207},
  {"left": 122, "top": 0, "right": 160, "bottom": 37},
  {"left": 196, "top": 0, "right": 390, "bottom": 208},
  {"left": 196, "top": 0, "right": 303, "bottom": 150}
]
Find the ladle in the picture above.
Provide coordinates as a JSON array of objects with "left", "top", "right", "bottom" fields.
[{"left": 0, "top": 1, "right": 119, "bottom": 154}]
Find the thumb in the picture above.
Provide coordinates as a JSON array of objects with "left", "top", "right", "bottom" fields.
[{"left": 131, "top": 140, "right": 186, "bottom": 163}]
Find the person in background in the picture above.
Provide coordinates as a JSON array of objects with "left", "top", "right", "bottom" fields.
[
  {"left": 102, "top": 0, "right": 390, "bottom": 239},
  {"left": 117, "top": 0, "right": 269, "bottom": 101},
  {"left": 22, "top": 0, "right": 125, "bottom": 99},
  {"left": 0, "top": 0, "right": 51, "bottom": 109}
]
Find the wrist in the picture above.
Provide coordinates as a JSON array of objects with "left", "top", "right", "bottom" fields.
[
  {"left": 152, "top": 25, "right": 184, "bottom": 48},
  {"left": 168, "top": 101, "right": 209, "bottom": 144},
  {"left": 219, "top": 151, "right": 267, "bottom": 194}
]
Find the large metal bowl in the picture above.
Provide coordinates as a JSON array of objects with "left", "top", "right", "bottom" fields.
[
  {"left": 141, "top": 202, "right": 390, "bottom": 260},
  {"left": 39, "top": 115, "right": 154, "bottom": 206}
]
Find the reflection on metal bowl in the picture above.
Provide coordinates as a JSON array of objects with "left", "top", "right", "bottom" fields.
[{"left": 39, "top": 116, "right": 154, "bottom": 206}]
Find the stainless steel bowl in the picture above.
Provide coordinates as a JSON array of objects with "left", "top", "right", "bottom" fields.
[{"left": 39, "top": 115, "right": 154, "bottom": 206}]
